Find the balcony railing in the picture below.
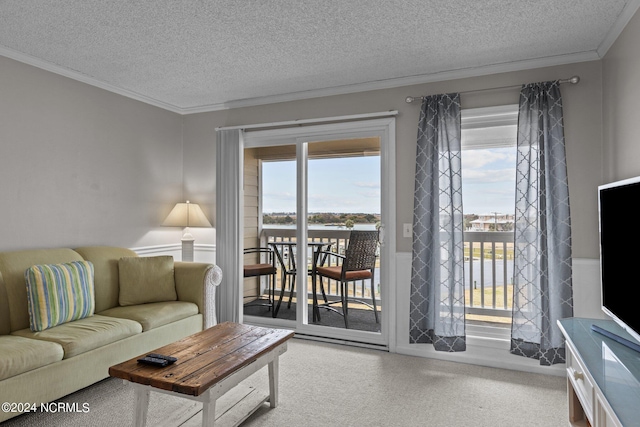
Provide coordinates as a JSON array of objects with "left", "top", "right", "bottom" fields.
[
  {"left": 464, "top": 231, "right": 514, "bottom": 323},
  {"left": 261, "top": 227, "right": 379, "bottom": 305},
  {"left": 257, "top": 227, "right": 514, "bottom": 323}
]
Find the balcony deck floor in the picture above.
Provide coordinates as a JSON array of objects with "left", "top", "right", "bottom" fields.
[{"left": 243, "top": 296, "right": 381, "bottom": 333}]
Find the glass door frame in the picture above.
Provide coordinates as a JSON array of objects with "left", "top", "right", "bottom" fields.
[{"left": 242, "top": 117, "right": 396, "bottom": 348}]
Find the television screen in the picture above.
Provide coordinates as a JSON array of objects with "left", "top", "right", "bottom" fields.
[{"left": 599, "top": 176, "right": 640, "bottom": 344}]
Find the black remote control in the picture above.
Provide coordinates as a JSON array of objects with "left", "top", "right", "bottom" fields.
[
  {"left": 147, "top": 353, "right": 178, "bottom": 364},
  {"left": 137, "top": 356, "right": 169, "bottom": 367}
]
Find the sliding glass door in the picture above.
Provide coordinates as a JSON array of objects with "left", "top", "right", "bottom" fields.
[
  {"left": 241, "top": 118, "right": 395, "bottom": 348},
  {"left": 305, "top": 139, "right": 382, "bottom": 333}
]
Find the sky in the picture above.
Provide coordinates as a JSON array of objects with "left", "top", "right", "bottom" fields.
[
  {"left": 262, "top": 156, "right": 380, "bottom": 214},
  {"left": 461, "top": 146, "right": 516, "bottom": 215},
  {"left": 261, "top": 146, "right": 516, "bottom": 216}
]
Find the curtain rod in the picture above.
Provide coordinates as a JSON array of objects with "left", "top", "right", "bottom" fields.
[
  {"left": 215, "top": 110, "right": 398, "bottom": 131},
  {"left": 404, "top": 75, "right": 580, "bottom": 104}
]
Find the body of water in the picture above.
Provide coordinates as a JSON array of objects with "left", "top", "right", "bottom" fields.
[{"left": 465, "top": 259, "right": 514, "bottom": 288}]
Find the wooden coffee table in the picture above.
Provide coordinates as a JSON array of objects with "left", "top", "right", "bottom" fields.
[{"left": 109, "top": 322, "right": 294, "bottom": 427}]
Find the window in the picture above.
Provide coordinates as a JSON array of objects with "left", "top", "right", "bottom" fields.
[{"left": 461, "top": 105, "right": 518, "bottom": 331}]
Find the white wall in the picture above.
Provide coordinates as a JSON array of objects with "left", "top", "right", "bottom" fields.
[
  {"left": 603, "top": 5, "right": 640, "bottom": 182},
  {"left": 2, "top": 23, "right": 621, "bottom": 352},
  {"left": 0, "top": 50, "right": 602, "bottom": 263},
  {"left": 0, "top": 55, "right": 209, "bottom": 251},
  {"left": 184, "top": 61, "right": 603, "bottom": 259},
  {"left": 183, "top": 61, "right": 605, "bottom": 330}
]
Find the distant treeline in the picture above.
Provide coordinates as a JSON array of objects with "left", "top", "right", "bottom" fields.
[
  {"left": 264, "top": 212, "right": 380, "bottom": 225},
  {"left": 464, "top": 214, "right": 479, "bottom": 230}
]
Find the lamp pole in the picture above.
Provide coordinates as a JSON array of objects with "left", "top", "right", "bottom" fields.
[{"left": 491, "top": 211, "right": 498, "bottom": 232}]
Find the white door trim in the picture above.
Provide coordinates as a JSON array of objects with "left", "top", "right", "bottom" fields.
[{"left": 241, "top": 116, "right": 396, "bottom": 348}]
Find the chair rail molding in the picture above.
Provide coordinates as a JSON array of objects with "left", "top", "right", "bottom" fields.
[{"left": 131, "top": 243, "right": 217, "bottom": 264}]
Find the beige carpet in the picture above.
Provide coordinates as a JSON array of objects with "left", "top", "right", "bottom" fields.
[{"left": 2, "top": 338, "right": 568, "bottom": 427}]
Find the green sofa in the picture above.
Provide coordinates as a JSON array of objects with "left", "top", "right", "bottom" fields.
[{"left": 0, "top": 246, "right": 222, "bottom": 422}]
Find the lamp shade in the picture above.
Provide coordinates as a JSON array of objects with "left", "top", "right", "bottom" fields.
[{"left": 162, "top": 201, "right": 212, "bottom": 228}]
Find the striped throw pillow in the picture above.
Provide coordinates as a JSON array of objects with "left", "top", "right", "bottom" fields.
[{"left": 25, "top": 261, "right": 95, "bottom": 332}]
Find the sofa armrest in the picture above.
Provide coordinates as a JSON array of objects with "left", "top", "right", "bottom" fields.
[{"left": 174, "top": 262, "right": 222, "bottom": 329}]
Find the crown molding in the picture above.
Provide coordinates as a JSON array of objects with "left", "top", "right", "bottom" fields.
[
  {"left": 179, "top": 51, "right": 600, "bottom": 114},
  {"left": 0, "top": 45, "right": 184, "bottom": 114},
  {"left": 1, "top": 45, "right": 599, "bottom": 116},
  {"left": 597, "top": 0, "right": 640, "bottom": 57}
]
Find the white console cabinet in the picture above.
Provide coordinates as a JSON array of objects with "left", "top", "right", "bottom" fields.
[{"left": 558, "top": 318, "right": 640, "bottom": 427}]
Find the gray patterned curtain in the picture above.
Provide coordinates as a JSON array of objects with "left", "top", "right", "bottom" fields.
[
  {"left": 409, "top": 93, "right": 466, "bottom": 352},
  {"left": 510, "top": 81, "right": 573, "bottom": 365}
]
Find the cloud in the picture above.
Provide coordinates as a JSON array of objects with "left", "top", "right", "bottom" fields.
[
  {"left": 462, "top": 149, "right": 514, "bottom": 169},
  {"left": 354, "top": 181, "right": 380, "bottom": 189},
  {"left": 263, "top": 191, "right": 296, "bottom": 212},
  {"left": 307, "top": 193, "right": 379, "bottom": 213},
  {"left": 463, "top": 168, "right": 515, "bottom": 184},
  {"left": 359, "top": 189, "right": 381, "bottom": 198},
  {"left": 264, "top": 191, "right": 295, "bottom": 200}
]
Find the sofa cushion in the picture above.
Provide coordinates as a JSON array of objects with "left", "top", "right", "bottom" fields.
[
  {"left": 0, "top": 335, "right": 64, "bottom": 381},
  {"left": 73, "top": 246, "right": 138, "bottom": 313},
  {"left": 12, "top": 314, "right": 142, "bottom": 359},
  {"left": 118, "top": 256, "right": 177, "bottom": 306},
  {"left": 0, "top": 248, "right": 85, "bottom": 333},
  {"left": 0, "top": 274, "right": 10, "bottom": 336},
  {"left": 99, "top": 301, "right": 199, "bottom": 331},
  {"left": 25, "top": 261, "right": 95, "bottom": 332}
]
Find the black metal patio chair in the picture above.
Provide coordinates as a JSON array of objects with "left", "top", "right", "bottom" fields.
[{"left": 243, "top": 247, "right": 277, "bottom": 316}]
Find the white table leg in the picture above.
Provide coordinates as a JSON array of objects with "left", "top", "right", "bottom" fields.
[
  {"left": 268, "top": 356, "right": 280, "bottom": 408},
  {"left": 133, "top": 384, "right": 150, "bottom": 427},
  {"left": 122, "top": 342, "right": 289, "bottom": 427},
  {"left": 201, "top": 393, "right": 217, "bottom": 427}
]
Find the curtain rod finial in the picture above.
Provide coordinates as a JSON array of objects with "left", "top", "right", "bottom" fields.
[
  {"left": 405, "top": 96, "right": 416, "bottom": 103},
  {"left": 569, "top": 76, "right": 580, "bottom": 84}
]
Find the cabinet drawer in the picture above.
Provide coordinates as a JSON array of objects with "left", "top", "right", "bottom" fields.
[
  {"left": 596, "top": 394, "right": 623, "bottom": 427},
  {"left": 567, "top": 348, "right": 594, "bottom": 423}
]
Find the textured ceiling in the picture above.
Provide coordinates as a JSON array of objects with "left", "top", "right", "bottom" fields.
[{"left": 1, "top": 1, "right": 639, "bottom": 113}]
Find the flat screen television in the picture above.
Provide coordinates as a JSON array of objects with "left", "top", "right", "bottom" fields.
[{"left": 598, "top": 175, "right": 640, "bottom": 344}]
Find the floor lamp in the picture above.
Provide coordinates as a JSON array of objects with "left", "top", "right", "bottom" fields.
[{"left": 162, "top": 201, "right": 212, "bottom": 262}]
